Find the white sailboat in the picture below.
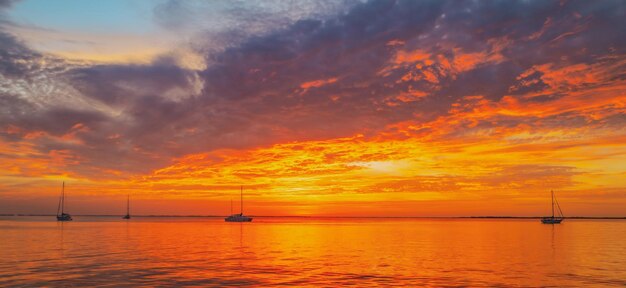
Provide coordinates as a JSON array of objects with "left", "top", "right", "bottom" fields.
[
  {"left": 541, "top": 190, "right": 564, "bottom": 224},
  {"left": 225, "top": 186, "right": 252, "bottom": 222},
  {"left": 56, "top": 182, "right": 72, "bottom": 221}
]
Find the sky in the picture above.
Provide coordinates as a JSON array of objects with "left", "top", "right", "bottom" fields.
[{"left": 0, "top": 0, "right": 625, "bottom": 217}]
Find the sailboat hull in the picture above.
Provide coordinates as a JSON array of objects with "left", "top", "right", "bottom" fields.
[
  {"left": 225, "top": 214, "right": 252, "bottom": 222},
  {"left": 541, "top": 218, "right": 562, "bottom": 224},
  {"left": 57, "top": 213, "right": 72, "bottom": 221}
]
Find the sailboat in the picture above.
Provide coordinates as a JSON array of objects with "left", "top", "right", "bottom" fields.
[
  {"left": 56, "top": 182, "right": 72, "bottom": 221},
  {"left": 122, "top": 194, "right": 130, "bottom": 219},
  {"left": 541, "top": 190, "right": 564, "bottom": 224},
  {"left": 225, "top": 186, "right": 252, "bottom": 222}
]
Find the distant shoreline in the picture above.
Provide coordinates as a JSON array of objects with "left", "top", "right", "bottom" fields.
[{"left": 2, "top": 214, "right": 625, "bottom": 219}]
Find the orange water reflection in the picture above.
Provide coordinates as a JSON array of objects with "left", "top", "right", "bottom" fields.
[{"left": 1, "top": 217, "right": 625, "bottom": 287}]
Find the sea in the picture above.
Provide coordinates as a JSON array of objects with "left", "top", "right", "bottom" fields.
[{"left": 1, "top": 216, "right": 625, "bottom": 287}]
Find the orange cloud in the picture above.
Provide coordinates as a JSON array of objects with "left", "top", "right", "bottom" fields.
[
  {"left": 300, "top": 77, "right": 338, "bottom": 89},
  {"left": 392, "top": 49, "right": 431, "bottom": 64},
  {"left": 384, "top": 46, "right": 505, "bottom": 85}
]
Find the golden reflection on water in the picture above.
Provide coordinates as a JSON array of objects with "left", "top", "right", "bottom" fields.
[{"left": 1, "top": 217, "right": 625, "bottom": 287}]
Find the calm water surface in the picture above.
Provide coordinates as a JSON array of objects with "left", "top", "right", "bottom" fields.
[{"left": 1, "top": 217, "right": 625, "bottom": 287}]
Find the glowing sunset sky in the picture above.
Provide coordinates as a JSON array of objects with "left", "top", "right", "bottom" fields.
[{"left": 0, "top": 0, "right": 624, "bottom": 216}]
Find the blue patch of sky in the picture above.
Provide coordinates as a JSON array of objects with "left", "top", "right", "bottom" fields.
[{"left": 8, "top": 0, "right": 158, "bottom": 34}]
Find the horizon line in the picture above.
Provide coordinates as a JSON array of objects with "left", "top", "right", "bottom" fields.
[{"left": 3, "top": 214, "right": 626, "bottom": 219}]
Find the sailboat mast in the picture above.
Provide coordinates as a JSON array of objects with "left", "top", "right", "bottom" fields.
[
  {"left": 61, "top": 182, "right": 65, "bottom": 214},
  {"left": 127, "top": 194, "right": 130, "bottom": 215},
  {"left": 240, "top": 186, "right": 243, "bottom": 214},
  {"left": 551, "top": 190, "right": 554, "bottom": 218},
  {"left": 57, "top": 196, "right": 62, "bottom": 216}
]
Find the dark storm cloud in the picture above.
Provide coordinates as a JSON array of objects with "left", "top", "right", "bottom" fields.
[
  {"left": 0, "top": 30, "right": 42, "bottom": 79},
  {"left": 1, "top": 0, "right": 624, "bottom": 177},
  {"left": 0, "top": 0, "right": 39, "bottom": 78},
  {"left": 198, "top": 0, "right": 624, "bottom": 131},
  {"left": 200, "top": 0, "right": 447, "bottom": 128},
  {"left": 70, "top": 64, "right": 198, "bottom": 106},
  {"left": 0, "top": 1, "right": 74, "bottom": 82}
]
